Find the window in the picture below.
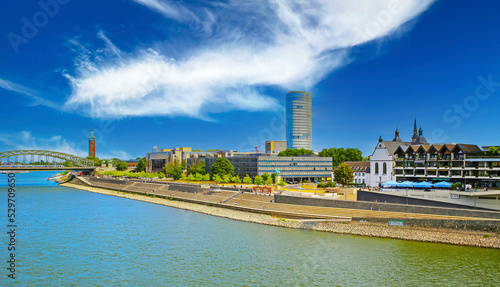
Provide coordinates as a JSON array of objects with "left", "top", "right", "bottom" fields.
[
  {"left": 375, "top": 163, "right": 379, "bottom": 174},
  {"left": 383, "top": 162, "right": 387, "bottom": 175}
]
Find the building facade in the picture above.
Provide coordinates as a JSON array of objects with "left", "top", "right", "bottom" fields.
[
  {"left": 368, "top": 119, "right": 500, "bottom": 188},
  {"left": 341, "top": 161, "right": 371, "bottom": 185},
  {"left": 265, "top": 141, "right": 286, "bottom": 153},
  {"left": 146, "top": 147, "right": 235, "bottom": 172},
  {"left": 204, "top": 154, "right": 332, "bottom": 182},
  {"left": 286, "top": 91, "right": 312, "bottom": 150}
]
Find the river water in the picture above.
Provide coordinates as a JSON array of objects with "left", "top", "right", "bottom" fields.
[{"left": 0, "top": 172, "right": 499, "bottom": 286}]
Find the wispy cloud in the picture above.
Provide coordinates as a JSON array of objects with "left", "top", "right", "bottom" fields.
[
  {"left": 64, "top": 0, "right": 435, "bottom": 119},
  {"left": 0, "top": 78, "right": 59, "bottom": 109}
]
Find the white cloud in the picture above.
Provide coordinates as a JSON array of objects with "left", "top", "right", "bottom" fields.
[
  {"left": 64, "top": 0, "right": 435, "bottom": 119},
  {"left": 0, "top": 78, "right": 58, "bottom": 109}
]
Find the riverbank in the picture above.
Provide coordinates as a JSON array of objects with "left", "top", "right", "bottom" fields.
[{"left": 61, "top": 183, "right": 500, "bottom": 248}]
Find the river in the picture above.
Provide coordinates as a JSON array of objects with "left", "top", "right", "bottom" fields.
[{"left": 0, "top": 172, "right": 498, "bottom": 286}]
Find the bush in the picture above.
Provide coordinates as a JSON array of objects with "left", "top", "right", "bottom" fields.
[
  {"left": 317, "top": 182, "right": 325, "bottom": 188},
  {"left": 451, "top": 183, "right": 462, "bottom": 190},
  {"left": 325, "top": 181, "right": 336, "bottom": 188}
]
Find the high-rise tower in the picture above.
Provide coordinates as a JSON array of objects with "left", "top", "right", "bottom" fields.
[
  {"left": 286, "top": 91, "right": 312, "bottom": 150},
  {"left": 89, "top": 129, "right": 96, "bottom": 157}
]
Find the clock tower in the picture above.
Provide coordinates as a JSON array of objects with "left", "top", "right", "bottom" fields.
[{"left": 89, "top": 129, "right": 96, "bottom": 157}]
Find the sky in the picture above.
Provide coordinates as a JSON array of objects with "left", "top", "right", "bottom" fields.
[{"left": 1, "top": 0, "right": 500, "bottom": 160}]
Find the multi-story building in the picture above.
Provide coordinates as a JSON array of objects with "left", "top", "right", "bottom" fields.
[
  {"left": 340, "top": 161, "right": 370, "bottom": 185},
  {"left": 393, "top": 143, "right": 500, "bottom": 188},
  {"left": 265, "top": 141, "right": 286, "bottom": 153},
  {"left": 204, "top": 153, "right": 332, "bottom": 182},
  {"left": 368, "top": 118, "right": 500, "bottom": 189},
  {"left": 286, "top": 91, "right": 312, "bottom": 150},
  {"left": 146, "top": 147, "right": 235, "bottom": 172}
]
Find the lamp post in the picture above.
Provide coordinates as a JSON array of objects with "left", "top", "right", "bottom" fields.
[{"left": 462, "top": 165, "right": 467, "bottom": 191}]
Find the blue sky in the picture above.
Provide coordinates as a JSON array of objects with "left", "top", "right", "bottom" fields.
[{"left": 1, "top": 0, "right": 500, "bottom": 159}]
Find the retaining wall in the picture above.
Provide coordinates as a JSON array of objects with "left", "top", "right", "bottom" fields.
[{"left": 274, "top": 194, "right": 500, "bottom": 220}]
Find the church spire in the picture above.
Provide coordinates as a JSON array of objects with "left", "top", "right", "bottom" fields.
[{"left": 413, "top": 116, "right": 418, "bottom": 136}]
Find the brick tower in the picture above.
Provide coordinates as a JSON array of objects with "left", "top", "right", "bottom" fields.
[{"left": 89, "top": 129, "right": 96, "bottom": 157}]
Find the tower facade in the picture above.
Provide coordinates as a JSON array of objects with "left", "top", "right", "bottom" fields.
[
  {"left": 89, "top": 129, "right": 96, "bottom": 157},
  {"left": 286, "top": 91, "right": 312, "bottom": 150}
]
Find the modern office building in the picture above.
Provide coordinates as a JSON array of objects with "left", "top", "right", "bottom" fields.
[
  {"left": 146, "top": 147, "right": 235, "bottom": 172},
  {"left": 204, "top": 153, "right": 332, "bottom": 182},
  {"left": 286, "top": 91, "right": 312, "bottom": 150},
  {"left": 265, "top": 141, "right": 286, "bottom": 153}
]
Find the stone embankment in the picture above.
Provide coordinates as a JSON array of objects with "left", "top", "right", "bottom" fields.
[{"left": 62, "top": 182, "right": 500, "bottom": 249}]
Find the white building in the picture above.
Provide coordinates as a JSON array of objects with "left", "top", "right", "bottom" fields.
[
  {"left": 342, "top": 161, "right": 370, "bottom": 185},
  {"left": 368, "top": 119, "right": 426, "bottom": 187}
]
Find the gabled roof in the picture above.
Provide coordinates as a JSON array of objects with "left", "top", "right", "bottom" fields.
[
  {"left": 452, "top": 144, "right": 482, "bottom": 154},
  {"left": 342, "top": 161, "right": 370, "bottom": 172},
  {"left": 380, "top": 141, "right": 412, "bottom": 156}
]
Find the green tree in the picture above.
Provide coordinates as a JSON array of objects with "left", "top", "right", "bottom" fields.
[
  {"left": 318, "top": 147, "right": 363, "bottom": 169},
  {"left": 271, "top": 173, "right": 276, "bottom": 182},
  {"left": 243, "top": 175, "right": 252, "bottom": 184},
  {"left": 202, "top": 173, "right": 211, "bottom": 181},
  {"left": 136, "top": 157, "right": 147, "bottom": 172},
  {"left": 163, "top": 163, "right": 184, "bottom": 180},
  {"left": 213, "top": 174, "right": 223, "bottom": 183},
  {"left": 278, "top": 148, "right": 314, "bottom": 157},
  {"left": 232, "top": 175, "right": 241, "bottom": 183},
  {"left": 194, "top": 173, "right": 203, "bottom": 181},
  {"left": 210, "top": 158, "right": 234, "bottom": 176},
  {"left": 254, "top": 175, "right": 264, "bottom": 185},
  {"left": 187, "top": 174, "right": 195, "bottom": 181},
  {"left": 261, "top": 173, "right": 270, "bottom": 182},
  {"left": 265, "top": 177, "right": 273, "bottom": 185},
  {"left": 116, "top": 161, "right": 129, "bottom": 171},
  {"left": 188, "top": 161, "right": 206, "bottom": 175},
  {"left": 334, "top": 163, "right": 354, "bottom": 186},
  {"left": 278, "top": 178, "right": 286, "bottom": 187},
  {"left": 86, "top": 156, "right": 101, "bottom": 167},
  {"left": 222, "top": 174, "right": 231, "bottom": 183},
  {"left": 157, "top": 172, "right": 165, "bottom": 179}
]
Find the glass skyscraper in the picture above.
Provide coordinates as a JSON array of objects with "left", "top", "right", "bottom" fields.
[{"left": 286, "top": 91, "right": 312, "bottom": 150}]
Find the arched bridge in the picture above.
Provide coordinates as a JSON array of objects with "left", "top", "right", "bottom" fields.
[{"left": 0, "top": 150, "right": 95, "bottom": 171}]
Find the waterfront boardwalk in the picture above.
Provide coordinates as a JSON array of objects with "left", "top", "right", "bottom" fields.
[{"left": 73, "top": 176, "right": 499, "bottom": 222}]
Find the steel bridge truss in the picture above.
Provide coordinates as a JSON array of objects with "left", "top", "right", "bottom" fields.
[{"left": 0, "top": 150, "right": 94, "bottom": 167}]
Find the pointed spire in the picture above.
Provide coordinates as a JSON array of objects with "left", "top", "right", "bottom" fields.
[{"left": 413, "top": 116, "right": 417, "bottom": 136}]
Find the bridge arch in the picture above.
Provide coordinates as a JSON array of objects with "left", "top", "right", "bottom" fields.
[{"left": 0, "top": 150, "right": 94, "bottom": 168}]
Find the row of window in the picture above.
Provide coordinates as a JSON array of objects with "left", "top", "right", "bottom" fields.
[
  {"left": 374, "top": 162, "right": 387, "bottom": 175},
  {"left": 354, "top": 172, "right": 365, "bottom": 177},
  {"left": 354, "top": 179, "right": 366, "bottom": 183}
]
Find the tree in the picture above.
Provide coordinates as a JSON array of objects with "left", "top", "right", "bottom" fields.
[
  {"left": 232, "top": 175, "right": 241, "bottom": 183},
  {"left": 157, "top": 172, "right": 165, "bottom": 179},
  {"left": 136, "top": 157, "right": 147, "bottom": 172},
  {"left": 163, "top": 163, "right": 184, "bottom": 180},
  {"left": 278, "top": 148, "right": 314, "bottom": 157},
  {"left": 187, "top": 174, "right": 195, "bottom": 181},
  {"left": 254, "top": 175, "right": 264, "bottom": 185},
  {"left": 222, "top": 174, "right": 231, "bottom": 183},
  {"left": 318, "top": 147, "right": 363, "bottom": 169},
  {"left": 210, "top": 158, "right": 234, "bottom": 176},
  {"left": 278, "top": 178, "right": 286, "bottom": 187},
  {"left": 265, "top": 177, "right": 273, "bottom": 185},
  {"left": 261, "top": 173, "right": 270, "bottom": 182},
  {"left": 334, "top": 163, "right": 354, "bottom": 186},
  {"left": 202, "top": 173, "right": 211, "bottom": 181},
  {"left": 243, "top": 175, "right": 252, "bottom": 184},
  {"left": 194, "top": 173, "right": 203, "bottom": 181},
  {"left": 271, "top": 173, "right": 276, "bottom": 182},
  {"left": 213, "top": 174, "right": 223, "bottom": 183},
  {"left": 188, "top": 161, "right": 206, "bottom": 175},
  {"left": 116, "top": 161, "right": 129, "bottom": 171},
  {"left": 86, "top": 156, "right": 101, "bottom": 167}
]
